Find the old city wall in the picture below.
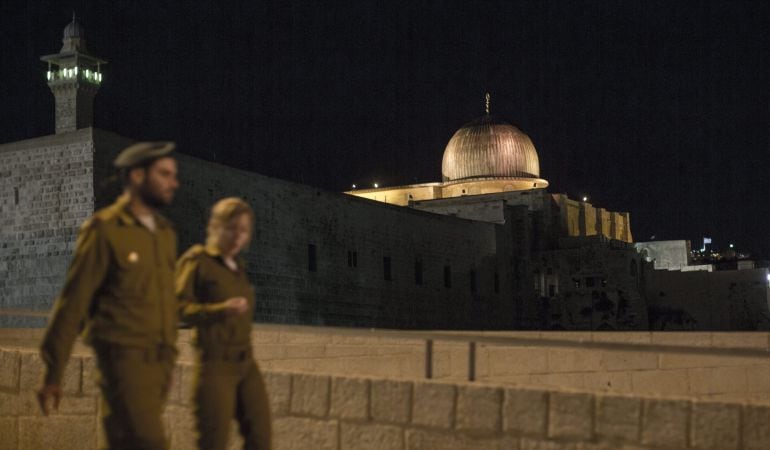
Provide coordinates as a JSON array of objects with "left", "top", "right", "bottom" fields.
[
  {"left": 162, "top": 153, "right": 512, "bottom": 329},
  {"left": 0, "top": 129, "right": 96, "bottom": 325},
  {"left": 644, "top": 267, "right": 770, "bottom": 331},
  {"left": 3, "top": 328, "right": 770, "bottom": 449},
  {"left": 1, "top": 130, "right": 516, "bottom": 330}
]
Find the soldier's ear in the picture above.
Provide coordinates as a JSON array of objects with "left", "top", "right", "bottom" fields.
[{"left": 127, "top": 166, "right": 146, "bottom": 187}]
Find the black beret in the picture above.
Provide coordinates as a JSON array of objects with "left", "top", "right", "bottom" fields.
[{"left": 114, "top": 141, "right": 176, "bottom": 169}]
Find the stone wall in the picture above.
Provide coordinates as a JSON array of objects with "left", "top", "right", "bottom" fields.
[
  {"left": 528, "top": 240, "right": 647, "bottom": 331},
  {"left": 5, "top": 327, "right": 770, "bottom": 404},
  {"left": 0, "top": 130, "right": 96, "bottom": 325},
  {"left": 245, "top": 328, "right": 770, "bottom": 404},
  {"left": 3, "top": 343, "right": 770, "bottom": 450},
  {"left": 1, "top": 129, "right": 519, "bottom": 330},
  {"left": 644, "top": 267, "right": 770, "bottom": 330},
  {"left": 164, "top": 153, "right": 513, "bottom": 329}
]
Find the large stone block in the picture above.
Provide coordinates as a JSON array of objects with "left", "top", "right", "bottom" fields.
[
  {"left": 273, "top": 417, "right": 338, "bottom": 450},
  {"left": 711, "top": 332, "right": 769, "bottom": 349},
  {"left": 405, "top": 429, "right": 509, "bottom": 450},
  {"left": 600, "top": 350, "right": 658, "bottom": 372},
  {"left": 411, "top": 381, "right": 455, "bottom": 429},
  {"left": 690, "top": 401, "right": 739, "bottom": 450},
  {"left": 330, "top": 376, "right": 369, "bottom": 420},
  {"left": 0, "top": 391, "right": 37, "bottom": 416},
  {"left": 164, "top": 404, "right": 197, "bottom": 450},
  {"left": 0, "top": 417, "right": 17, "bottom": 450},
  {"left": 0, "top": 350, "right": 20, "bottom": 390},
  {"left": 640, "top": 399, "right": 689, "bottom": 448},
  {"left": 487, "top": 347, "right": 548, "bottom": 376},
  {"left": 658, "top": 351, "right": 760, "bottom": 369},
  {"left": 743, "top": 404, "right": 770, "bottom": 450},
  {"left": 745, "top": 365, "right": 770, "bottom": 393},
  {"left": 547, "top": 348, "right": 602, "bottom": 373},
  {"left": 455, "top": 385, "right": 501, "bottom": 434},
  {"left": 630, "top": 369, "right": 689, "bottom": 396},
  {"left": 290, "top": 373, "right": 330, "bottom": 417},
  {"left": 688, "top": 367, "right": 748, "bottom": 395},
  {"left": 528, "top": 372, "right": 585, "bottom": 390},
  {"left": 582, "top": 371, "right": 632, "bottom": 392},
  {"left": 19, "top": 415, "right": 97, "bottom": 450},
  {"left": 19, "top": 352, "right": 80, "bottom": 394},
  {"left": 80, "top": 355, "right": 98, "bottom": 396},
  {"left": 547, "top": 392, "right": 593, "bottom": 440},
  {"left": 502, "top": 388, "right": 547, "bottom": 437},
  {"left": 179, "top": 363, "right": 197, "bottom": 407},
  {"left": 595, "top": 395, "right": 640, "bottom": 443},
  {"left": 264, "top": 371, "right": 292, "bottom": 416},
  {"left": 518, "top": 438, "right": 564, "bottom": 450},
  {"left": 371, "top": 379, "right": 411, "bottom": 424},
  {"left": 341, "top": 422, "right": 403, "bottom": 450}
]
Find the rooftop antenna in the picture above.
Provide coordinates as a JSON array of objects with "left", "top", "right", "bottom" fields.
[{"left": 485, "top": 92, "right": 491, "bottom": 115}]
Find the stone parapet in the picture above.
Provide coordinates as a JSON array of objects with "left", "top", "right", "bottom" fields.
[{"left": 2, "top": 345, "right": 770, "bottom": 449}]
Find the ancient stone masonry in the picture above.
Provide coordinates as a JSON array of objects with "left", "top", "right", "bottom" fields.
[
  {"left": 3, "top": 332, "right": 770, "bottom": 450},
  {"left": 170, "top": 153, "right": 513, "bottom": 329},
  {"left": 528, "top": 237, "right": 648, "bottom": 331},
  {"left": 0, "top": 130, "right": 95, "bottom": 324},
  {"left": 1, "top": 129, "right": 519, "bottom": 329}
]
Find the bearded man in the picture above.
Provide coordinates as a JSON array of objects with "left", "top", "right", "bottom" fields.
[{"left": 37, "top": 141, "right": 181, "bottom": 450}]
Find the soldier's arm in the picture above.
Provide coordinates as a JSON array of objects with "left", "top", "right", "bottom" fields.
[
  {"left": 40, "top": 219, "right": 110, "bottom": 386},
  {"left": 175, "top": 256, "right": 229, "bottom": 325}
]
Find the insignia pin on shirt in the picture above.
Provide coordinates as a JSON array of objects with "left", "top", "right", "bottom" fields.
[{"left": 127, "top": 251, "right": 139, "bottom": 263}]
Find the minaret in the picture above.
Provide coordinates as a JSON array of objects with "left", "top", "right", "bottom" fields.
[{"left": 40, "top": 14, "right": 107, "bottom": 134}]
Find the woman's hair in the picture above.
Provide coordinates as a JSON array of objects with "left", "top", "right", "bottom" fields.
[{"left": 205, "top": 197, "right": 255, "bottom": 248}]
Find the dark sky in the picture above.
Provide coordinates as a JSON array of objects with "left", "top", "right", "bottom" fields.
[{"left": 2, "top": 1, "right": 769, "bottom": 257}]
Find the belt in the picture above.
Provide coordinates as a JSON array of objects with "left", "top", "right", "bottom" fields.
[
  {"left": 94, "top": 341, "right": 177, "bottom": 363},
  {"left": 199, "top": 345, "right": 252, "bottom": 362}
]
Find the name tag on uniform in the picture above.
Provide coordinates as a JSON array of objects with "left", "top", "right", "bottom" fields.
[{"left": 127, "top": 251, "right": 140, "bottom": 263}]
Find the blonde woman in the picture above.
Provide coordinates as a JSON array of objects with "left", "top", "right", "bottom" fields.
[{"left": 175, "top": 197, "right": 271, "bottom": 450}]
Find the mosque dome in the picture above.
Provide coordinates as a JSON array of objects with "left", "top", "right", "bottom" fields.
[
  {"left": 63, "top": 17, "right": 85, "bottom": 39},
  {"left": 441, "top": 114, "right": 541, "bottom": 182},
  {"left": 60, "top": 14, "right": 88, "bottom": 53}
]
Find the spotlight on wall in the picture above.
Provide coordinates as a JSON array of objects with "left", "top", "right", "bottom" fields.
[
  {"left": 352, "top": 184, "right": 356, "bottom": 189},
  {"left": 373, "top": 182, "right": 379, "bottom": 188},
  {"left": 582, "top": 196, "right": 588, "bottom": 202}
]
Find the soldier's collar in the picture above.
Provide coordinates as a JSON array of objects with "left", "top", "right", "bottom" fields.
[
  {"left": 115, "top": 193, "right": 172, "bottom": 229},
  {"left": 203, "top": 244, "right": 246, "bottom": 270},
  {"left": 203, "top": 244, "right": 222, "bottom": 257}
]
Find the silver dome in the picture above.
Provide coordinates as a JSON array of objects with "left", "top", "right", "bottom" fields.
[{"left": 441, "top": 115, "right": 541, "bottom": 182}]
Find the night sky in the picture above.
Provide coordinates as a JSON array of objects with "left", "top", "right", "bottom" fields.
[{"left": 2, "top": 1, "right": 769, "bottom": 257}]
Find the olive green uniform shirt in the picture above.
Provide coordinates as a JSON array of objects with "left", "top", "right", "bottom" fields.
[
  {"left": 40, "top": 194, "right": 178, "bottom": 385},
  {"left": 175, "top": 244, "right": 255, "bottom": 349}
]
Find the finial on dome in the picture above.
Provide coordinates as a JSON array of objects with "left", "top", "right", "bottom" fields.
[
  {"left": 485, "top": 92, "right": 491, "bottom": 115},
  {"left": 72, "top": 11, "right": 76, "bottom": 23}
]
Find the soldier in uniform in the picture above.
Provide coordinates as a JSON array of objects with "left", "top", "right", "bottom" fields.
[
  {"left": 37, "top": 142, "right": 180, "bottom": 450},
  {"left": 175, "top": 197, "right": 271, "bottom": 450}
]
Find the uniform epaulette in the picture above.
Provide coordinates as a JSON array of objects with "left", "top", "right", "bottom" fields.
[
  {"left": 79, "top": 215, "right": 103, "bottom": 231},
  {"left": 92, "top": 204, "right": 120, "bottom": 223},
  {"left": 179, "top": 244, "right": 205, "bottom": 262}
]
